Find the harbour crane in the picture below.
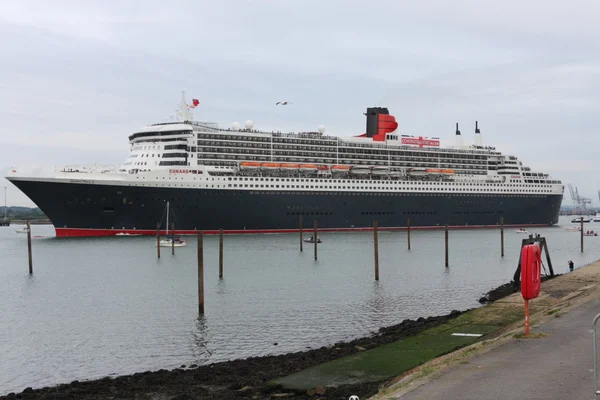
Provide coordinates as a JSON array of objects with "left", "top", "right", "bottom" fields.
[{"left": 568, "top": 184, "right": 592, "bottom": 214}]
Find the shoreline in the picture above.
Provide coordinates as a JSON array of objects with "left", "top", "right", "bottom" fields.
[{"left": 0, "top": 279, "right": 541, "bottom": 400}]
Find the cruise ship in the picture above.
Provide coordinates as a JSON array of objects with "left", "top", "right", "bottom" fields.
[{"left": 7, "top": 93, "right": 564, "bottom": 237}]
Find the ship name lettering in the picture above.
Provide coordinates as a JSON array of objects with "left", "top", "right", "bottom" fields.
[
  {"left": 169, "top": 169, "right": 190, "bottom": 174},
  {"left": 69, "top": 179, "right": 94, "bottom": 184}
]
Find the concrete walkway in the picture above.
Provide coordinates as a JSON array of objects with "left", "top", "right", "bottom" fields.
[{"left": 377, "top": 268, "right": 600, "bottom": 400}]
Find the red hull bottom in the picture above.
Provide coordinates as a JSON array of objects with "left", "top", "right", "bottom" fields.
[{"left": 54, "top": 224, "right": 550, "bottom": 238}]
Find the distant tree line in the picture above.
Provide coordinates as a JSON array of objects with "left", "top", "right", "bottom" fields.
[{"left": 0, "top": 206, "right": 47, "bottom": 219}]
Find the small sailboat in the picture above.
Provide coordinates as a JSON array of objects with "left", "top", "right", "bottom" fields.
[
  {"left": 157, "top": 201, "right": 187, "bottom": 247},
  {"left": 303, "top": 235, "right": 322, "bottom": 243}
]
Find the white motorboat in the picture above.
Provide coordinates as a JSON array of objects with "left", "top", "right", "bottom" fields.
[
  {"left": 159, "top": 237, "right": 187, "bottom": 247},
  {"left": 15, "top": 226, "right": 29, "bottom": 234},
  {"left": 565, "top": 226, "right": 581, "bottom": 232},
  {"left": 571, "top": 217, "right": 591, "bottom": 223},
  {"left": 515, "top": 228, "right": 529, "bottom": 234},
  {"left": 593, "top": 213, "right": 600, "bottom": 222}
]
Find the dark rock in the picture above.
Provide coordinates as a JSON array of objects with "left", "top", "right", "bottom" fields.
[{"left": 21, "top": 388, "right": 32, "bottom": 394}]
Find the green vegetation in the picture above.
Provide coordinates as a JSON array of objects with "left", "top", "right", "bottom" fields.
[
  {"left": 0, "top": 206, "right": 46, "bottom": 219},
  {"left": 273, "top": 319, "right": 503, "bottom": 390}
]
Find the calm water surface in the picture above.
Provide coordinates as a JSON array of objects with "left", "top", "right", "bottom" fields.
[{"left": 1, "top": 216, "right": 598, "bottom": 393}]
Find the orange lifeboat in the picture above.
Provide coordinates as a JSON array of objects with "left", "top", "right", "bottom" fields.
[
  {"left": 426, "top": 168, "right": 442, "bottom": 174},
  {"left": 280, "top": 163, "right": 299, "bottom": 170},
  {"left": 240, "top": 161, "right": 261, "bottom": 170},
  {"left": 261, "top": 162, "right": 281, "bottom": 170},
  {"left": 331, "top": 165, "right": 350, "bottom": 173},
  {"left": 317, "top": 165, "right": 329, "bottom": 171},
  {"left": 441, "top": 169, "right": 455, "bottom": 174},
  {"left": 299, "top": 164, "right": 318, "bottom": 173}
]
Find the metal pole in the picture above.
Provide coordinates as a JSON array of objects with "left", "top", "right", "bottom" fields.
[
  {"left": 219, "top": 228, "right": 224, "bottom": 279},
  {"left": 592, "top": 312, "right": 600, "bottom": 395},
  {"left": 407, "top": 217, "right": 411, "bottom": 250},
  {"left": 445, "top": 224, "right": 449, "bottom": 267},
  {"left": 171, "top": 221, "right": 175, "bottom": 255},
  {"left": 27, "top": 220, "right": 32, "bottom": 274},
  {"left": 299, "top": 216, "right": 303, "bottom": 252},
  {"left": 374, "top": 220, "right": 379, "bottom": 281},
  {"left": 581, "top": 216, "right": 584, "bottom": 253},
  {"left": 313, "top": 220, "right": 318, "bottom": 261},
  {"left": 500, "top": 216, "right": 504, "bottom": 257},
  {"left": 198, "top": 231, "right": 204, "bottom": 314},
  {"left": 156, "top": 222, "right": 160, "bottom": 258}
]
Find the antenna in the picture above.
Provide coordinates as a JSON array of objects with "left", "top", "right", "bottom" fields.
[
  {"left": 475, "top": 121, "right": 480, "bottom": 133},
  {"left": 455, "top": 123, "right": 461, "bottom": 135}
]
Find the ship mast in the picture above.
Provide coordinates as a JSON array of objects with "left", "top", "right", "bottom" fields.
[
  {"left": 3, "top": 186, "right": 6, "bottom": 220},
  {"left": 175, "top": 91, "right": 193, "bottom": 122}
]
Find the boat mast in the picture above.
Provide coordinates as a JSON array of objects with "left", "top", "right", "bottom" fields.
[
  {"left": 166, "top": 201, "right": 169, "bottom": 234},
  {"left": 3, "top": 186, "right": 6, "bottom": 220}
]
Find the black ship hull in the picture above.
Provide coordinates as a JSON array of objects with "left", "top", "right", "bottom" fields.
[{"left": 9, "top": 179, "right": 562, "bottom": 237}]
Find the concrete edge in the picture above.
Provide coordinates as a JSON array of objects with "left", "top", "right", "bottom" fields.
[{"left": 369, "top": 266, "right": 600, "bottom": 399}]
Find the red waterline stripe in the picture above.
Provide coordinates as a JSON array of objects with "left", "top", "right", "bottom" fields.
[{"left": 55, "top": 224, "right": 550, "bottom": 238}]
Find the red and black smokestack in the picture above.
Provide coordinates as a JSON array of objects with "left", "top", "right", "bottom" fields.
[{"left": 365, "top": 107, "right": 398, "bottom": 142}]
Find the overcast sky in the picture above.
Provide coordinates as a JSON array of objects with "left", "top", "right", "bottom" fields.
[{"left": 1, "top": 0, "right": 599, "bottom": 207}]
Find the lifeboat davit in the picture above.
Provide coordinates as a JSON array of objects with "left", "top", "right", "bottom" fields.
[
  {"left": 261, "top": 162, "right": 281, "bottom": 171},
  {"left": 240, "top": 162, "right": 261, "bottom": 170},
  {"left": 280, "top": 163, "right": 299, "bottom": 171},
  {"left": 331, "top": 165, "right": 350, "bottom": 173},
  {"left": 299, "top": 164, "right": 318, "bottom": 173}
]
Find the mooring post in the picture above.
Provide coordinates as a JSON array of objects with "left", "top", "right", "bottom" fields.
[
  {"left": 299, "top": 216, "right": 303, "bottom": 252},
  {"left": 313, "top": 219, "right": 318, "bottom": 261},
  {"left": 198, "top": 231, "right": 204, "bottom": 314},
  {"left": 407, "top": 217, "right": 411, "bottom": 250},
  {"left": 27, "top": 220, "right": 32, "bottom": 274},
  {"left": 219, "top": 228, "right": 224, "bottom": 279},
  {"left": 445, "top": 224, "right": 449, "bottom": 267},
  {"left": 171, "top": 221, "right": 175, "bottom": 255},
  {"left": 156, "top": 222, "right": 161, "bottom": 259},
  {"left": 374, "top": 220, "right": 379, "bottom": 281},
  {"left": 500, "top": 216, "right": 504, "bottom": 257},
  {"left": 581, "top": 216, "right": 584, "bottom": 252}
]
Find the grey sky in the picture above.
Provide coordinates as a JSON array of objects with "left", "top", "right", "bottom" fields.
[{"left": 1, "top": 0, "right": 599, "bottom": 207}]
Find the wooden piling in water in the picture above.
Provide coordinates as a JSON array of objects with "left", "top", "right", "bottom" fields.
[
  {"left": 581, "top": 216, "right": 584, "bottom": 252},
  {"left": 374, "top": 220, "right": 379, "bottom": 281},
  {"left": 171, "top": 222, "right": 175, "bottom": 255},
  {"left": 198, "top": 231, "right": 204, "bottom": 314},
  {"left": 156, "top": 222, "right": 161, "bottom": 258},
  {"left": 500, "top": 216, "right": 504, "bottom": 257},
  {"left": 445, "top": 224, "right": 449, "bottom": 267},
  {"left": 27, "top": 220, "right": 32, "bottom": 274},
  {"left": 313, "top": 220, "right": 318, "bottom": 260},
  {"left": 219, "top": 228, "right": 224, "bottom": 279},
  {"left": 407, "top": 217, "right": 411, "bottom": 250},
  {"left": 299, "top": 216, "right": 303, "bottom": 252}
]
